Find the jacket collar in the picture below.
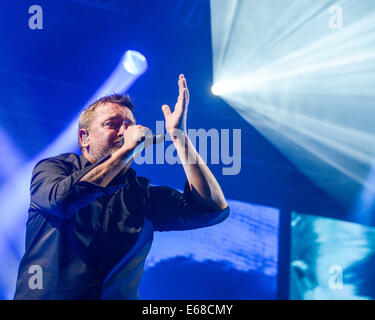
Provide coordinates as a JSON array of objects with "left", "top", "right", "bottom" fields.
[{"left": 79, "top": 153, "right": 111, "bottom": 168}]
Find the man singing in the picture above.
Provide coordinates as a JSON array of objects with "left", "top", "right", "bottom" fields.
[{"left": 14, "top": 74, "right": 229, "bottom": 299}]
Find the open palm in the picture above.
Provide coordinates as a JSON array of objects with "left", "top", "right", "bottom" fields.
[{"left": 162, "top": 74, "right": 190, "bottom": 138}]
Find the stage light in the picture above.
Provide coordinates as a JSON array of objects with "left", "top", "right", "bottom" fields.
[
  {"left": 210, "top": 0, "right": 375, "bottom": 208},
  {"left": 211, "top": 82, "right": 223, "bottom": 96},
  {"left": 122, "top": 50, "right": 148, "bottom": 75},
  {"left": 211, "top": 80, "right": 241, "bottom": 96}
]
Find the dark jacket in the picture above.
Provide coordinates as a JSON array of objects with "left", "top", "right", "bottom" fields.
[{"left": 14, "top": 153, "right": 229, "bottom": 299}]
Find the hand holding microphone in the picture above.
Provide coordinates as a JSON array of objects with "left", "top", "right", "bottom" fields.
[{"left": 118, "top": 124, "right": 164, "bottom": 162}]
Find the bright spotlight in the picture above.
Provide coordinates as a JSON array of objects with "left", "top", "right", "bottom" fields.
[
  {"left": 122, "top": 50, "right": 148, "bottom": 75},
  {"left": 210, "top": 0, "right": 375, "bottom": 207},
  {"left": 211, "top": 83, "right": 221, "bottom": 95},
  {"left": 211, "top": 81, "right": 232, "bottom": 96}
]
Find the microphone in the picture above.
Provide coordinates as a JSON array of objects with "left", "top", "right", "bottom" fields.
[
  {"left": 119, "top": 134, "right": 165, "bottom": 147},
  {"left": 120, "top": 134, "right": 165, "bottom": 163},
  {"left": 147, "top": 134, "right": 165, "bottom": 145}
]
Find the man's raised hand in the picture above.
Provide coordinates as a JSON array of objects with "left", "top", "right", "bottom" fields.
[{"left": 162, "top": 74, "right": 190, "bottom": 138}]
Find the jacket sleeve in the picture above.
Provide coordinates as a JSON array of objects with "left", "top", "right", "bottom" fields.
[
  {"left": 145, "top": 181, "right": 230, "bottom": 232},
  {"left": 29, "top": 155, "right": 124, "bottom": 219}
]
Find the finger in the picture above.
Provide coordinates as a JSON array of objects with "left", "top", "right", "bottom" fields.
[
  {"left": 179, "top": 76, "right": 188, "bottom": 103},
  {"left": 178, "top": 78, "right": 184, "bottom": 96},
  {"left": 174, "top": 97, "right": 185, "bottom": 118},
  {"left": 178, "top": 74, "right": 187, "bottom": 93},
  {"left": 181, "top": 75, "right": 187, "bottom": 88},
  {"left": 162, "top": 104, "right": 172, "bottom": 117},
  {"left": 137, "top": 125, "right": 152, "bottom": 137},
  {"left": 184, "top": 88, "right": 189, "bottom": 105},
  {"left": 133, "top": 128, "right": 151, "bottom": 144}
]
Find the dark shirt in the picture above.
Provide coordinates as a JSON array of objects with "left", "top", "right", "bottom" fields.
[{"left": 14, "top": 153, "right": 229, "bottom": 299}]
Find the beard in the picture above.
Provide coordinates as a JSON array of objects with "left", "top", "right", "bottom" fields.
[{"left": 89, "top": 142, "right": 121, "bottom": 163}]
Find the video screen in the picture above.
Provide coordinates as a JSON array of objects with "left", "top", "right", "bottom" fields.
[
  {"left": 140, "top": 199, "right": 280, "bottom": 299},
  {"left": 290, "top": 212, "right": 375, "bottom": 300}
]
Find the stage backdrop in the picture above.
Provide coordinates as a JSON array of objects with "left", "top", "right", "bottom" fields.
[
  {"left": 139, "top": 199, "right": 280, "bottom": 300},
  {"left": 290, "top": 212, "right": 375, "bottom": 300}
]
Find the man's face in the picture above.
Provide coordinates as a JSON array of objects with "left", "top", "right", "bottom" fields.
[{"left": 86, "top": 102, "right": 136, "bottom": 162}]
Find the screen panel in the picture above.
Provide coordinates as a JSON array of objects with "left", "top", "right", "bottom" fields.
[
  {"left": 139, "top": 199, "right": 280, "bottom": 299},
  {"left": 290, "top": 212, "right": 375, "bottom": 300}
]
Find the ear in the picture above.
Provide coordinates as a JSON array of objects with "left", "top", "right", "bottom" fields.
[{"left": 79, "top": 129, "right": 90, "bottom": 148}]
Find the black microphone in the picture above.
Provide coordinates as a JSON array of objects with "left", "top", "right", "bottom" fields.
[
  {"left": 120, "top": 134, "right": 165, "bottom": 163},
  {"left": 148, "top": 134, "right": 165, "bottom": 144},
  {"left": 119, "top": 134, "right": 165, "bottom": 146}
]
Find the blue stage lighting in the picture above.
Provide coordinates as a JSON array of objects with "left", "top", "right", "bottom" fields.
[
  {"left": 122, "top": 50, "right": 148, "bottom": 75},
  {"left": 211, "top": 83, "right": 220, "bottom": 96},
  {"left": 210, "top": 0, "right": 375, "bottom": 207}
]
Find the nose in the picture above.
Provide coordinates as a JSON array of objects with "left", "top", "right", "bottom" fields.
[
  {"left": 118, "top": 122, "right": 126, "bottom": 136},
  {"left": 118, "top": 120, "right": 134, "bottom": 136}
]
